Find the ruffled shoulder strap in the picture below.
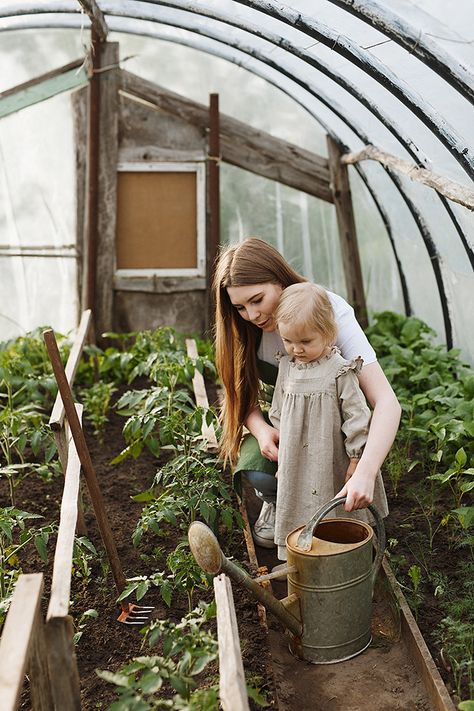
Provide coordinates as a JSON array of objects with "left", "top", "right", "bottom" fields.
[{"left": 335, "top": 355, "right": 364, "bottom": 378}]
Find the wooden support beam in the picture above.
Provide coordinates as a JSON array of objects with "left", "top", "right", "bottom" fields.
[
  {"left": 327, "top": 136, "right": 368, "bottom": 328},
  {"left": 93, "top": 43, "right": 120, "bottom": 337},
  {"left": 207, "top": 93, "right": 220, "bottom": 332},
  {"left": 120, "top": 71, "right": 332, "bottom": 203},
  {"left": 342, "top": 144, "right": 474, "bottom": 212},
  {"left": 0, "top": 574, "right": 53, "bottom": 711},
  {"left": 214, "top": 575, "right": 250, "bottom": 711},
  {"left": 77, "top": 0, "right": 108, "bottom": 42},
  {"left": 0, "top": 59, "right": 87, "bottom": 119}
]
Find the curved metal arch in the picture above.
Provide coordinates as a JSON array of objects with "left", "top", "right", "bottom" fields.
[
  {"left": 0, "top": 14, "right": 452, "bottom": 340},
  {"left": 2, "top": 2, "right": 473, "bottom": 181},
  {"left": 118, "top": 0, "right": 474, "bottom": 271},
  {"left": 232, "top": 0, "right": 474, "bottom": 180},
  {"left": 3, "top": 3, "right": 473, "bottom": 273},
  {"left": 326, "top": 0, "right": 474, "bottom": 105}
]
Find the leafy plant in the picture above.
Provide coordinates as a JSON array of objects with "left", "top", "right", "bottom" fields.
[
  {"left": 79, "top": 381, "right": 117, "bottom": 442},
  {"left": 0, "top": 508, "right": 55, "bottom": 623},
  {"left": 98, "top": 602, "right": 218, "bottom": 709}
]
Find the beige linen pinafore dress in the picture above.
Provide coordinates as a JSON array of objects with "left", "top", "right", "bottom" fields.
[{"left": 269, "top": 347, "right": 388, "bottom": 560}]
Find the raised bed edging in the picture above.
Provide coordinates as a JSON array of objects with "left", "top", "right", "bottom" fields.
[{"left": 381, "top": 557, "right": 456, "bottom": 711}]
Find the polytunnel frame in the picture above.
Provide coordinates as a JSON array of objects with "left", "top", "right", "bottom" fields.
[{"left": 1, "top": 2, "right": 473, "bottom": 347}]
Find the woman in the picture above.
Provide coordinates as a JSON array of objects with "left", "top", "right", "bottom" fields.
[{"left": 213, "top": 237, "right": 400, "bottom": 548}]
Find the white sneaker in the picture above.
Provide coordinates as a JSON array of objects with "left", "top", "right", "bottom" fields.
[{"left": 252, "top": 501, "right": 276, "bottom": 548}]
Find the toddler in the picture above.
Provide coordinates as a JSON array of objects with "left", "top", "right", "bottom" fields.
[{"left": 269, "top": 282, "right": 388, "bottom": 560}]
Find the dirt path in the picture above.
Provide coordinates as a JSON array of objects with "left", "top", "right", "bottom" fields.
[{"left": 245, "top": 489, "right": 431, "bottom": 711}]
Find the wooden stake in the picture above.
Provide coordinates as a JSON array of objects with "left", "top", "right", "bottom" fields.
[{"left": 214, "top": 575, "right": 250, "bottom": 711}]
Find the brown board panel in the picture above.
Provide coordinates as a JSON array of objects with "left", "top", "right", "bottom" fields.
[{"left": 116, "top": 171, "right": 197, "bottom": 269}]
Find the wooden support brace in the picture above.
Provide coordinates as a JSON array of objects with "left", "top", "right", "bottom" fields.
[
  {"left": 327, "top": 136, "right": 368, "bottom": 328},
  {"left": 214, "top": 574, "right": 250, "bottom": 711},
  {"left": 0, "top": 574, "right": 53, "bottom": 711}
]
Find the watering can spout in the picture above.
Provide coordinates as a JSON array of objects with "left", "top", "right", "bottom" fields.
[{"left": 188, "top": 521, "right": 303, "bottom": 638}]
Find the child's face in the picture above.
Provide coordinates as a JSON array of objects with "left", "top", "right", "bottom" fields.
[{"left": 278, "top": 323, "right": 329, "bottom": 364}]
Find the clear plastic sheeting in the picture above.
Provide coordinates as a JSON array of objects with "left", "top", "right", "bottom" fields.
[
  {"left": 0, "top": 2, "right": 472, "bottom": 362},
  {"left": 0, "top": 89, "right": 78, "bottom": 340}
]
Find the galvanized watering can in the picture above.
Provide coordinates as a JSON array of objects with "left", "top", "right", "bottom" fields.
[{"left": 188, "top": 496, "right": 385, "bottom": 664}]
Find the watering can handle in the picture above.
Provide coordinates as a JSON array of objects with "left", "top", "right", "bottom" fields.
[{"left": 296, "top": 497, "right": 386, "bottom": 588}]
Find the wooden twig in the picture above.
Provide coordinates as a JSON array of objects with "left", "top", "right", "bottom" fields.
[
  {"left": 341, "top": 144, "right": 474, "bottom": 211},
  {"left": 214, "top": 575, "right": 250, "bottom": 711},
  {"left": 77, "top": 0, "right": 108, "bottom": 43}
]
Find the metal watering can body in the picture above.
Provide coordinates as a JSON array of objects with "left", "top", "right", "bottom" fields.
[{"left": 188, "top": 497, "right": 385, "bottom": 665}]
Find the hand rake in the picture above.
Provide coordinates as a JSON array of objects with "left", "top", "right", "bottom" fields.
[{"left": 43, "top": 328, "right": 154, "bottom": 625}]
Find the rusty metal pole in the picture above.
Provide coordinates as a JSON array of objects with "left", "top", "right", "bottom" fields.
[
  {"left": 207, "top": 93, "right": 220, "bottom": 333},
  {"left": 85, "top": 27, "right": 101, "bottom": 329}
]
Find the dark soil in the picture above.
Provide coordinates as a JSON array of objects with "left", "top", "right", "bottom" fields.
[
  {"left": 383, "top": 466, "right": 471, "bottom": 702},
  {"left": 3, "top": 382, "right": 275, "bottom": 710}
]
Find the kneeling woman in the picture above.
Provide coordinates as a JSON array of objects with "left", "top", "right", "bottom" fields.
[{"left": 213, "top": 237, "right": 400, "bottom": 548}]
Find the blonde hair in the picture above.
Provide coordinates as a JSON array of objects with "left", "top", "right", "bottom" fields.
[
  {"left": 274, "top": 283, "right": 337, "bottom": 346},
  {"left": 213, "top": 238, "right": 306, "bottom": 465}
]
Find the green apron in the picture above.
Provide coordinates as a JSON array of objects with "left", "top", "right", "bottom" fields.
[{"left": 233, "top": 356, "right": 279, "bottom": 495}]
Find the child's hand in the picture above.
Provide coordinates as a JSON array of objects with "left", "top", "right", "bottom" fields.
[
  {"left": 344, "top": 458, "right": 359, "bottom": 483},
  {"left": 335, "top": 468, "right": 375, "bottom": 511},
  {"left": 257, "top": 424, "right": 280, "bottom": 462}
]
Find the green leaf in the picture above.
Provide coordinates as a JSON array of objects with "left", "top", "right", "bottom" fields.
[
  {"left": 96, "top": 670, "right": 131, "bottom": 687},
  {"left": 452, "top": 507, "right": 474, "bottom": 529},
  {"left": 136, "top": 580, "right": 150, "bottom": 601},
  {"left": 34, "top": 533, "right": 48, "bottom": 562},
  {"left": 458, "top": 703, "right": 474, "bottom": 711},
  {"left": 455, "top": 448, "right": 467, "bottom": 467}
]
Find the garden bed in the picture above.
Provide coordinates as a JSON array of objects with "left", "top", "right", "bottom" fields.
[{"left": 9, "top": 384, "right": 275, "bottom": 710}]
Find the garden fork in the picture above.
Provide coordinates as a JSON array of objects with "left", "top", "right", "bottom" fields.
[{"left": 43, "top": 328, "right": 155, "bottom": 625}]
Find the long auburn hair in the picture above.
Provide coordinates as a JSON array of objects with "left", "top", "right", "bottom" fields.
[{"left": 213, "top": 237, "right": 306, "bottom": 465}]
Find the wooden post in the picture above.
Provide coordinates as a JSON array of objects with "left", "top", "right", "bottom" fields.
[
  {"left": 46, "top": 617, "right": 81, "bottom": 711},
  {"left": 327, "top": 136, "right": 368, "bottom": 328},
  {"left": 214, "top": 575, "right": 250, "bottom": 711},
  {"left": 207, "top": 93, "right": 220, "bottom": 332},
  {"left": 94, "top": 42, "right": 120, "bottom": 338},
  {"left": 0, "top": 574, "right": 53, "bottom": 711}
]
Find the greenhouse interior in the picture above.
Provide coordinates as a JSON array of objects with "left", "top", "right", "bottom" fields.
[{"left": 0, "top": 2, "right": 473, "bottom": 710}]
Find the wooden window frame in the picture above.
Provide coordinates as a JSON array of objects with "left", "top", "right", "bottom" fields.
[{"left": 115, "top": 161, "right": 206, "bottom": 278}]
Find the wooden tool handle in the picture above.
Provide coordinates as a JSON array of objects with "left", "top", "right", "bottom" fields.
[{"left": 43, "top": 329, "right": 126, "bottom": 594}]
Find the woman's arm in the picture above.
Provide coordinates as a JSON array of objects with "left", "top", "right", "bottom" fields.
[
  {"left": 336, "top": 361, "right": 401, "bottom": 511},
  {"left": 245, "top": 407, "right": 280, "bottom": 462}
]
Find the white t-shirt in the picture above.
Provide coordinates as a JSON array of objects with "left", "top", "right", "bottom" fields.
[{"left": 257, "top": 290, "right": 377, "bottom": 367}]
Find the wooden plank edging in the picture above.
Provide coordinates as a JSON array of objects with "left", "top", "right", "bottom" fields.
[
  {"left": 214, "top": 575, "right": 250, "bottom": 711},
  {"left": 185, "top": 338, "right": 218, "bottom": 448},
  {"left": 0, "top": 574, "right": 53, "bottom": 711},
  {"left": 381, "top": 557, "right": 456, "bottom": 711},
  {"left": 49, "top": 309, "right": 92, "bottom": 431},
  {"left": 47, "top": 405, "right": 83, "bottom": 620}
]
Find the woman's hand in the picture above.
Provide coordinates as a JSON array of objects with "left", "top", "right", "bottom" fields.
[
  {"left": 256, "top": 423, "right": 280, "bottom": 462},
  {"left": 335, "top": 467, "right": 375, "bottom": 511},
  {"left": 344, "top": 458, "right": 359, "bottom": 483},
  {"left": 245, "top": 407, "right": 280, "bottom": 462}
]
